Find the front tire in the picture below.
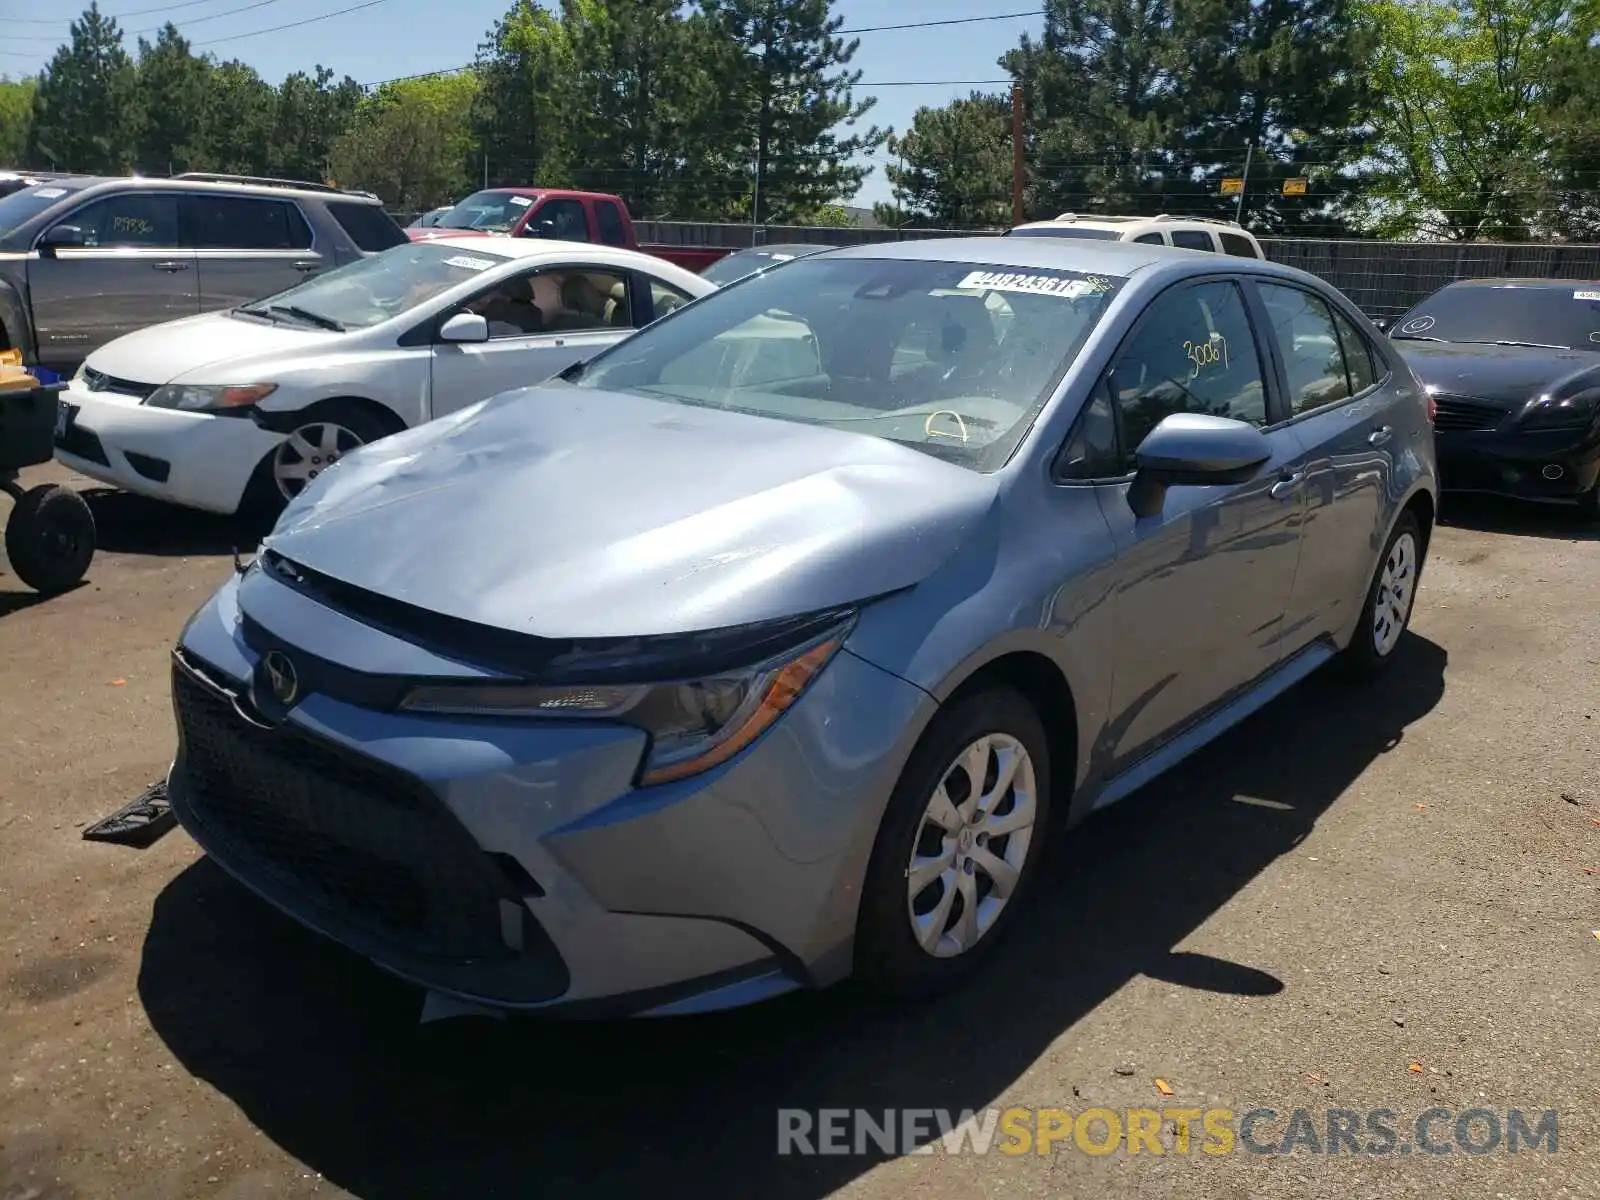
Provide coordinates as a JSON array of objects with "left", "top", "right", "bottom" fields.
[
  {"left": 1336, "top": 511, "right": 1422, "bottom": 679},
  {"left": 855, "top": 686, "right": 1052, "bottom": 999},
  {"left": 241, "top": 400, "right": 396, "bottom": 520},
  {"left": 5, "top": 484, "right": 95, "bottom": 594}
]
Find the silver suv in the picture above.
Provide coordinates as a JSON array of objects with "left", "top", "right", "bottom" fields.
[{"left": 0, "top": 173, "right": 407, "bottom": 374}]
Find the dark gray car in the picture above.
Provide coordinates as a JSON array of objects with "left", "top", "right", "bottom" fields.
[
  {"left": 167, "top": 237, "right": 1438, "bottom": 1016},
  {"left": 0, "top": 173, "right": 407, "bottom": 373}
]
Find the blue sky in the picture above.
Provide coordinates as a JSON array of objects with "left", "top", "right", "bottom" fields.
[{"left": 0, "top": 0, "right": 1042, "bottom": 207}]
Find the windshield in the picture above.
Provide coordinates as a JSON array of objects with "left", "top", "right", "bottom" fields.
[
  {"left": 238, "top": 241, "right": 511, "bottom": 330},
  {"left": 1007, "top": 226, "right": 1122, "bottom": 240},
  {"left": 702, "top": 248, "right": 822, "bottom": 285},
  {"left": 437, "top": 190, "right": 535, "bottom": 233},
  {"left": 570, "top": 257, "right": 1125, "bottom": 472},
  {"left": 1392, "top": 284, "right": 1600, "bottom": 351},
  {"left": 0, "top": 180, "right": 84, "bottom": 237}
]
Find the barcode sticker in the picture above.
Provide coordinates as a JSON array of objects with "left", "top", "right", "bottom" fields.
[{"left": 443, "top": 255, "right": 496, "bottom": 271}]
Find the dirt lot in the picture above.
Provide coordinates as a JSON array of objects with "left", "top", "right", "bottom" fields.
[{"left": 1, "top": 462, "right": 1597, "bottom": 1200}]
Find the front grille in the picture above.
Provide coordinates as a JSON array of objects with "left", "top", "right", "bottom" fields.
[
  {"left": 170, "top": 657, "right": 524, "bottom": 964},
  {"left": 1432, "top": 394, "right": 1505, "bottom": 432},
  {"left": 81, "top": 367, "right": 157, "bottom": 400}
]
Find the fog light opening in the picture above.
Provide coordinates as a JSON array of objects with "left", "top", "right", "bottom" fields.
[{"left": 1542, "top": 463, "right": 1565, "bottom": 481}]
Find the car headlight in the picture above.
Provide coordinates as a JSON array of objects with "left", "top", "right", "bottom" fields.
[
  {"left": 1521, "top": 391, "right": 1599, "bottom": 430},
  {"left": 399, "top": 621, "right": 851, "bottom": 785},
  {"left": 144, "top": 383, "right": 277, "bottom": 412}
]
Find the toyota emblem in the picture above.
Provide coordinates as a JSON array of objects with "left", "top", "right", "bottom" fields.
[{"left": 262, "top": 650, "right": 299, "bottom": 706}]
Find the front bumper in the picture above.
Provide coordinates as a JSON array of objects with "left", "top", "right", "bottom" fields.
[
  {"left": 1434, "top": 424, "right": 1600, "bottom": 501},
  {"left": 53, "top": 384, "right": 284, "bottom": 515},
  {"left": 167, "top": 570, "right": 933, "bottom": 1016}
]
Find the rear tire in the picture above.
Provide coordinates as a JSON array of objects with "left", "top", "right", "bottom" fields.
[
  {"left": 241, "top": 400, "right": 396, "bottom": 521},
  {"left": 1335, "top": 511, "right": 1422, "bottom": 680},
  {"left": 5, "top": 484, "right": 95, "bottom": 594},
  {"left": 854, "top": 686, "right": 1052, "bottom": 1000}
]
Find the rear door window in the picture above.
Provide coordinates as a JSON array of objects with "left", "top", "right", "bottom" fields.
[
  {"left": 1258, "top": 282, "right": 1354, "bottom": 415},
  {"left": 596, "top": 201, "right": 628, "bottom": 246},
  {"left": 184, "top": 195, "right": 312, "bottom": 249},
  {"left": 1332, "top": 309, "right": 1379, "bottom": 394},
  {"left": 1133, "top": 232, "right": 1166, "bottom": 245},
  {"left": 326, "top": 201, "right": 407, "bottom": 251},
  {"left": 1171, "top": 229, "right": 1217, "bottom": 253}
]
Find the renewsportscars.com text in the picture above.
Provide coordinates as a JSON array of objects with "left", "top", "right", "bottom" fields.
[{"left": 777, "top": 1106, "right": 1558, "bottom": 1158}]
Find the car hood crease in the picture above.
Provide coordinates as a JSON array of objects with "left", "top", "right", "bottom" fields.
[{"left": 262, "top": 385, "right": 1000, "bottom": 640}]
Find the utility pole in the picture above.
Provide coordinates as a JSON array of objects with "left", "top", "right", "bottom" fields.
[
  {"left": 1011, "top": 84, "right": 1025, "bottom": 227},
  {"left": 1235, "top": 141, "right": 1254, "bottom": 224}
]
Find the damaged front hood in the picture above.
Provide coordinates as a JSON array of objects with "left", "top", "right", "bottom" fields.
[{"left": 263, "top": 385, "right": 998, "bottom": 639}]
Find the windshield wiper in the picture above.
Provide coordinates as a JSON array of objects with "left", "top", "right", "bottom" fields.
[
  {"left": 1389, "top": 333, "right": 1445, "bottom": 342},
  {"left": 267, "top": 304, "right": 344, "bottom": 332},
  {"left": 235, "top": 304, "right": 278, "bottom": 322}
]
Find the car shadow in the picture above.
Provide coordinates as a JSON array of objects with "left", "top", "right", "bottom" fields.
[
  {"left": 1439, "top": 491, "right": 1600, "bottom": 542},
  {"left": 137, "top": 634, "right": 1447, "bottom": 1199},
  {"left": 81, "top": 488, "right": 268, "bottom": 557}
]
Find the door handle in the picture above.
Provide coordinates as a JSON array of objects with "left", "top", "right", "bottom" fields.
[
  {"left": 292, "top": 260, "right": 318, "bottom": 272},
  {"left": 1368, "top": 425, "right": 1393, "bottom": 446},
  {"left": 1269, "top": 470, "right": 1304, "bottom": 501},
  {"left": 151, "top": 260, "right": 188, "bottom": 273}
]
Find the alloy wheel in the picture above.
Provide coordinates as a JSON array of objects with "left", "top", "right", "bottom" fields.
[{"left": 273, "top": 422, "right": 364, "bottom": 500}]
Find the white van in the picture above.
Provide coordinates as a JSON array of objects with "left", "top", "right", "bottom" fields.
[{"left": 1006, "top": 213, "right": 1265, "bottom": 259}]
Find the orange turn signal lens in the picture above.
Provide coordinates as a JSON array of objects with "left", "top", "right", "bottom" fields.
[{"left": 639, "top": 636, "right": 843, "bottom": 786}]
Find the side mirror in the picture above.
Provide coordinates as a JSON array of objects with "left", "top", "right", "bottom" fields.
[
  {"left": 1370, "top": 316, "right": 1391, "bottom": 333},
  {"left": 1127, "top": 413, "right": 1272, "bottom": 519},
  {"left": 38, "top": 224, "right": 85, "bottom": 257},
  {"left": 437, "top": 311, "right": 489, "bottom": 344}
]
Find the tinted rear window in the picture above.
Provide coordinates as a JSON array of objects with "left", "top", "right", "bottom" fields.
[
  {"left": 1220, "top": 232, "right": 1258, "bottom": 258},
  {"left": 326, "top": 201, "right": 407, "bottom": 251},
  {"left": 596, "top": 200, "right": 628, "bottom": 246},
  {"left": 1171, "top": 230, "right": 1216, "bottom": 252},
  {"left": 1007, "top": 226, "right": 1121, "bottom": 240}
]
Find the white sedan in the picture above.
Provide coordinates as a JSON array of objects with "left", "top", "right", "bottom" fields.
[{"left": 52, "top": 237, "right": 713, "bottom": 515}]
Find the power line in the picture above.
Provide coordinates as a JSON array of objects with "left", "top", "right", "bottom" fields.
[
  {"left": 836, "top": 9, "right": 1043, "bottom": 35},
  {"left": 192, "top": 0, "right": 389, "bottom": 46},
  {"left": 3, "top": 0, "right": 289, "bottom": 43},
  {"left": 0, "top": 0, "right": 245, "bottom": 24}
]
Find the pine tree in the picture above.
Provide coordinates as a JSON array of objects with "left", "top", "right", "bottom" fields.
[
  {"left": 270, "top": 66, "right": 363, "bottom": 182},
  {"left": 132, "top": 24, "right": 209, "bottom": 174},
  {"left": 701, "top": 0, "right": 887, "bottom": 225},
  {"left": 26, "top": 3, "right": 136, "bottom": 173},
  {"left": 1002, "top": 0, "right": 1180, "bottom": 217},
  {"left": 195, "top": 60, "right": 276, "bottom": 175},
  {"left": 559, "top": 0, "right": 728, "bottom": 217},
  {"left": 1172, "top": 0, "right": 1373, "bottom": 233},
  {"left": 472, "top": 0, "right": 576, "bottom": 187},
  {"left": 879, "top": 93, "right": 1012, "bottom": 228}
]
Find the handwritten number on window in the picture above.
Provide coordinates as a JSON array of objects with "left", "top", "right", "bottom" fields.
[{"left": 1183, "top": 333, "right": 1228, "bottom": 379}]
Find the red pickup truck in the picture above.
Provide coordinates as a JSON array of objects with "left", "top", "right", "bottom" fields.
[{"left": 408, "top": 187, "right": 729, "bottom": 274}]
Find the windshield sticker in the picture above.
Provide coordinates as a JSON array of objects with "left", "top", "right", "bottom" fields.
[
  {"left": 1575, "top": 290, "right": 1600, "bottom": 301},
  {"left": 1590, "top": 331, "right": 1600, "bottom": 344},
  {"left": 1397, "top": 315, "right": 1435, "bottom": 334},
  {"left": 956, "top": 269, "right": 1110, "bottom": 299},
  {"left": 1185, "top": 333, "right": 1229, "bottom": 378},
  {"left": 442, "top": 254, "right": 496, "bottom": 271},
  {"left": 508, "top": 195, "right": 533, "bottom": 207},
  {"left": 32, "top": 187, "right": 66, "bottom": 198}
]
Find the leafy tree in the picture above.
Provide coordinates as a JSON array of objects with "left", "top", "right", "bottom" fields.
[
  {"left": 701, "top": 0, "right": 887, "bottom": 225},
  {"left": 26, "top": 2, "right": 136, "bottom": 172},
  {"left": 1533, "top": 0, "right": 1600, "bottom": 238},
  {"left": 132, "top": 24, "right": 209, "bottom": 174},
  {"left": 1171, "top": 0, "right": 1373, "bottom": 234},
  {"left": 0, "top": 77, "right": 36, "bottom": 166},
  {"left": 472, "top": 0, "right": 575, "bottom": 186},
  {"left": 1002, "top": 0, "right": 1179, "bottom": 216},
  {"left": 1357, "top": 0, "right": 1569, "bottom": 240},
  {"left": 878, "top": 92, "right": 1012, "bottom": 228},
  {"left": 328, "top": 74, "right": 478, "bottom": 210}
]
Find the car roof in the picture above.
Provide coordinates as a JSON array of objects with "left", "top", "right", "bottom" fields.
[
  {"left": 48, "top": 175, "right": 385, "bottom": 203},
  {"left": 1441, "top": 277, "right": 1600, "bottom": 289},
  {"left": 735, "top": 243, "right": 835, "bottom": 256},
  {"left": 818, "top": 235, "right": 1174, "bottom": 275}
]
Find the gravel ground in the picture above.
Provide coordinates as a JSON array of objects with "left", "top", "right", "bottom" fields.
[{"left": 1, "top": 464, "right": 1597, "bottom": 1200}]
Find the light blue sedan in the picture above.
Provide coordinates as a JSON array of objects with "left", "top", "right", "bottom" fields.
[{"left": 165, "top": 237, "right": 1438, "bottom": 1017}]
